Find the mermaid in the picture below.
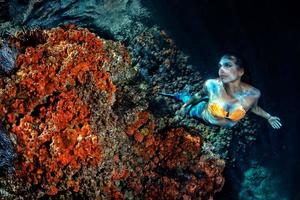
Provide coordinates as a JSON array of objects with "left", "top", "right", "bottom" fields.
[{"left": 160, "top": 54, "right": 282, "bottom": 129}]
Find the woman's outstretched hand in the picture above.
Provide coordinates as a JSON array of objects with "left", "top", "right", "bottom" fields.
[{"left": 268, "top": 116, "right": 282, "bottom": 129}]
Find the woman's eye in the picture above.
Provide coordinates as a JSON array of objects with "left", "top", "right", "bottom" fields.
[
  {"left": 224, "top": 63, "right": 232, "bottom": 68},
  {"left": 218, "top": 63, "right": 232, "bottom": 68}
]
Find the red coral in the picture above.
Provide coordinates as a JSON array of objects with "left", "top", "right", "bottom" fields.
[
  {"left": 126, "top": 111, "right": 155, "bottom": 143},
  {"left": 0, "top": 26, "right": 122, "bottom": 195},
  {"left": 107, "top": 113, "right": 224, "bottom": 199},
  {"left": 121, "top": 127, "right": 225, "bottom": 199}
]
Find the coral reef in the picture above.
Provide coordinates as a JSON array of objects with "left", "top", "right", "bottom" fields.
[
  {"left": 126, "top": 111, "right": 155, "bottom": 143},
  {"left": 0, "top": 25, "right": 262, "bottom": 199},
  {"left": 125, "top": 124, "right": 225, "bottom": 199},
  {"left": 0, "top": 25, "right": 129, "bottom": 197},
  {"left": 97, "top": 111, "right": 225, "bottom": 199},
  {"left": 0, "top": 0, "right": 282, "bottom": 198}
]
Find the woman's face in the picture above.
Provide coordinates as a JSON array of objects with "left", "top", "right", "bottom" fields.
[{"left": 218, "top": 57, "right": 243, "bottom": 84}]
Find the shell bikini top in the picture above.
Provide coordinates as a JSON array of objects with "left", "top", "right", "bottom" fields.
[{"left": 207, "top": 102, "right": 246, "bottom": 122}]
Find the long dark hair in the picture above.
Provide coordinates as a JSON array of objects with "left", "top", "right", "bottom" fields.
[{"left": 220, "top": 53, "right": 252, "bottom": 84}]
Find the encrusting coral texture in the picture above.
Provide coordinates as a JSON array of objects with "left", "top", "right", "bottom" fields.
[
  {"left": 0, "top": 25, "right": 119, "bottom": 195},
  {"left": 123, "top": 112, "right": 225, "bottom": 199},
  {"left": 0, "top": 25, "right": 226, "bottom": 199}
]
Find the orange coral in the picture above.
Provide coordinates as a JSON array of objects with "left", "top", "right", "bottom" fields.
[
  {"left": 0, "top": 26, "right": 123, "bottom": 195},
  {"left": 126, "top": 111, "right": 155, "bottom": 143},
  {"left": 121, "top": 127, "right": 225, "bottom": 199},
  {"left": 111, "top": 167, "right": 129, "bottom": 180}
]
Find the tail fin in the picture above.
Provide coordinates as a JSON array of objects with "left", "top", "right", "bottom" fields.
[
  {"left": 158, "top": 92, "right": 179, "bottom": 98},
  {"left": 158, "top": 92, "right": 191, "bottom": 102},
  {"left": 159, "top": 92, "right": 209, "bottom": 104}
]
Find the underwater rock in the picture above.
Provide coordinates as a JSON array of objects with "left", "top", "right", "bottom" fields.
[
  {"left": 127, "top": 26, "right": 205, "bottom": 121},
  {"left": 0, "top": 40, "right": 18, "bottom": 74},
  {"left": 7, "top": 0, "right": 150, "bottom": 41},
  {"left": 239, "top": 162, "right": 289, "bottom": 200},
  {"left": 0, "top": 127, "right": 16, "bottom": 174}
]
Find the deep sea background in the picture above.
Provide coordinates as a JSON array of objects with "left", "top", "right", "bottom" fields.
[{"left": 1, "top": 0, "right": 299, "bottom": 199}]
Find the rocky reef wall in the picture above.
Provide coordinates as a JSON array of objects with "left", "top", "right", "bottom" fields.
[
  {"left": 0, "top": 25, "right": 227, "bottom": 199},
  {"left": 0, "top": 1, "right": 266, "bottom": 199}
]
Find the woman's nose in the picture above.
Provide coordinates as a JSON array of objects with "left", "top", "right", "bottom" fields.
[{"left": 219, "top": 67, "right": 225, "bottom": 73}]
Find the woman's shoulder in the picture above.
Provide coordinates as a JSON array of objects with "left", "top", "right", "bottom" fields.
[
  {"left": 241, "top": 82, "right": 261, "bottom": 98},
  {"left": 204, "top": 78, "right": 221, "bottom": 86}
]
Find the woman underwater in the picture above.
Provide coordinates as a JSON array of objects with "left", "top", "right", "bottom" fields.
[{"left": 160, "top": 54, "right": 282, "bottom": 129}]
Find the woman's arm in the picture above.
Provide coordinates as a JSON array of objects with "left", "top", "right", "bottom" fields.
[
  {"left": 181, "top": 92, "right": 204, "bottom": 109},
  {"left": 178, "top": 82, "right": 208, "bottom": 116},
  {"left": 251, "top": 102, "right": 282, "bottom": 129},
  {"left": 182, "top": 81, "right": 208, "bottom": 108},
  {"left": 251, "top": 104, "right": 271, "bottom": 119}
]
